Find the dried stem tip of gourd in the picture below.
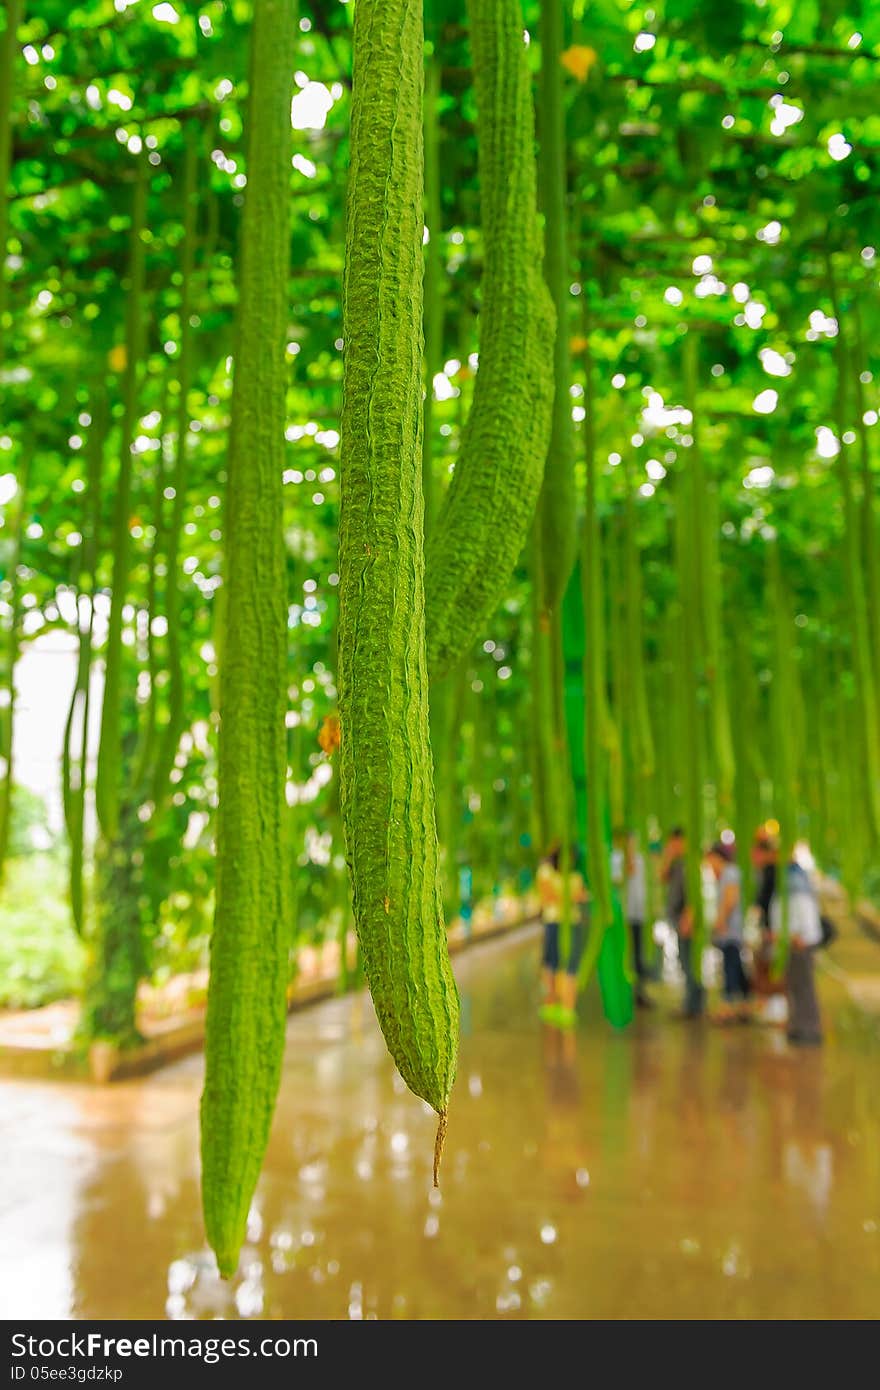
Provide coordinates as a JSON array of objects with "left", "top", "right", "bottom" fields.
[{"left": 433, "top": 1109, "right": 448, "bottom": 1187}]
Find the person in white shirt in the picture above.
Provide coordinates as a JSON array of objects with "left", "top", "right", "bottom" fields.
[
  {"left": 622, "top": 830, "right": 652, "bottom": 1008},
  {"left": 770, "top": 860, "right": 823, "bottom": 1045}
]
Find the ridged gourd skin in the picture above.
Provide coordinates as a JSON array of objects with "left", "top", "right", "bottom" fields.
[
  {"left": 536, "top": 0, "right": 577, "bottom": 613},
  {"left": 422, "top": 49, "right": 443, "bottom": 539},
  {"left": 425, "top": 0, "right": 555, "bottom": 677},
  {"left": 338, "top": 0, "right": 459, "bottom": 1124},
  {"left": 200, "top": 0, "right": 295, "bottom": 1282}
]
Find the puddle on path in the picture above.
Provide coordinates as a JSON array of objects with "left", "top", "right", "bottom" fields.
[{"left": 1, "top": 926, "right": 878, "bottom": 1319}]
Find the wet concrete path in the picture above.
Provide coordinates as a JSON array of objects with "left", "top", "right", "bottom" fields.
[{"left": 1, "top": 925, "right": 878, "bottom": 1320}]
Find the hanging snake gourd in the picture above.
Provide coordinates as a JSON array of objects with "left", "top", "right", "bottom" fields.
[
  {"left": 622, "top": 453, "right": 655, "bottom": 828},
  {"left": 0, "top": 0, "right": 22, "bottom": 882},
  {"left": 200, "top": 0, "right": 295, "bottom": 1281},
  {"left": 768, "top": 543, "right": 798, "bottom": 965},
  {"left": 338, "top": 0, "right": 458, "bottom": 1154},
  {"left": 422, "top": 33, "right": 444, "bottom": 540},
  {"left": 534, "top": 0, "right": 576, "bottom": 613},
  {"left": 851, "top": 308, "right": 880, "bottom": 727},
  {"left": 526, "top": 0, "right": 577, "bottom": 930},
  {"left": 703, "top": 481, "right": 736, "bottom": 817},
  {"left": 576, "top": 337, "right": 614, "bottom": 984},
  {"left": 95, "top": 164, "right": 148, "bottom": 841},
  {"left": 0, "top": 0, "right": 21, "bottom": 369},
  {"left": 827, "top": 265, "right": 880, "bottom": 841},
  {"left": 61, "top": 398, "right": 107, "bottom": 933},
  {"left": 675, "top": 336, "right": 706, "bottom": 949},
  {"left": 425, "top": 0, "right": 555, "bottom": 676},
  {"left": 153, "top": 126, "right": 199, "bottom": 810}
]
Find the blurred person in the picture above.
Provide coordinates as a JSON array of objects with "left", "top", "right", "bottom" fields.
[
  {"left": 750, "top": 827, "right": 787, "bottom": 1022},
  {"left": 616, "top": 828, "right": 652, "bottom": 1008},
  {"left": 660, "top": 826, "right": 704, "bottom": 1019},
  {"left": 770, "top": 856, "right": 824, "bottom": 1046},
  {"left": 537, "top": 845, "right": 589, "bottom": 1027},
  {"left": 753, "top": 827, "right": 778, "bottom": 929},
  {"left": 706, "top": 839, "right": 749, "bottom": 1022}
]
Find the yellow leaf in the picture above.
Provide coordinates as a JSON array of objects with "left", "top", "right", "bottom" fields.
[
  {"left": 317, "top": 713, "right": 341, "bottom": 756},
  {"left": 108, "top": 343, "right": 127, "bottom": 373},
  {"left": 569, "top": 335, "right": 589, "bottom": 354},
  {"left": 561, "top": 45, "right": 598, "bottom": 82}
]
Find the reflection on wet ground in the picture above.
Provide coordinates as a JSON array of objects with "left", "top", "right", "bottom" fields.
[{"left": 1, "top": 925, "right": 878, "bottom": 1319}]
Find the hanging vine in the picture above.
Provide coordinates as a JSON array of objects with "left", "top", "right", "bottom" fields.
[{"left": 424, "top": 0, "right": 555, "bottom": 675}]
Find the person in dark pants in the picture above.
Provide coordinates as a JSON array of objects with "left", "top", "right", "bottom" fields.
[
  {"left": 624, "top": 830, "right": 652, "bottom": 1007},
  {"left": 706, "top": 840, "right": 749, "bottom": 1021},
  {"left": 753, "top": 829, "right": 778, "bottom": 928},
  {"left": 537, "top": 846, "right": 588, "bottom": 1027},
  {"left": 751, "top": 828, "right": 783, "bottom": 1012},
  {"left": 661, "top": 827, "right": 704, "bottom": 1018},
  {"left": 770, "top": 859, "right": 824, "bottom": 1045}
]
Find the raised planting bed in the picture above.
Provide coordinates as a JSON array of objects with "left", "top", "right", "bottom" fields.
[{"left": 0, "top": 892, "right": 540, "bottom": 1083}]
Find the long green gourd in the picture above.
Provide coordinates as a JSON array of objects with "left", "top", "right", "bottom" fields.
[
  {"left": 550, "top": 611, "right": 574, "bottom": 959},
  {"left": 832, "top": 644, "right": 868, "bottom": 897},
  {"left": 338, "top": 0, "right": 458, "bottom": 1176},
  {"left": 153, "top": 127, "right": 199, "bottom": 810},
  {"left": 676, "top": 336, "right": 706, "bottom": 951},
  {"left": 422, "top": 24, "right": 444, "bottom": 539},
  {"left": 684, "top": 332, "right": 734, "bottom": 821},
  {"left": 622, "top": 456, "right": 655, "bottom": 830},
  {"left": 534, "top": 0, "right": 576, "bottom": 613},
  {"left": 434, "top": 661, "right": 469, "bottom": 919},
  {"left": 803, "top": 663, "right": 828, "bottom": 866},
  {"left": 531, "top": 9, "right": 579, "bottom": 916},
  {"left": 0, "top": 455, "right": 27, "bottom": 884},
  {"left": 827, "top": 265, "right": 880, "bottom": 841},
  {"left": 95, "top": 163, "right": 148, "bottom": 840},
  {"left": 200, "top": 0, "right": 295, "bottom": 1281},
  {"left": 768, "top": 542, "right": 797, "bottom": 967},
  {"left": 620, "top": 478, "right": 656, "bottom": 934},
  {"left": 702, "top": 477, "right": 735, "bottom": 819},
  {"left": 851, "top": 308, "right": 880, "bottom": 706},
  {"left": 0, "top": 0, "right": 21, "bottom": 368},
  {"left": 662, "top": 608, "right": 684, "bottom": 832},
  {"left": 131, "top": 375, "right": 168, "bottom": 792},
  {"left": 729, "top": 628, "right": 760, "bottom": 897},
  {"left": 0, "top": 0, "right": 22, "bottom": 883},
  {"left": 530, "top": 538, "right": 563, "bottom": 852},
  {"left": 424, "top": 0, "right": 555, "bottom": 675},
  {"left": 577, "top": 336, "right": 614, "bottom": 984},
  {"left": 601, "top": 513, "right": 625, "bottom": 830},
  {"left": 421, "top": 17, "right": 456, "bottom": 907},
  {"left": 61, "top": 397, "right": 106, "bottom": 933},
  {"left": 648, "top": 656, "right": 672, "bottom": 837},
  {"left": 566, "top": 393, "right": 630, "bottom": 1022},
  {"left": 607, "top": 508, "right": 631, "bottom": 820}
]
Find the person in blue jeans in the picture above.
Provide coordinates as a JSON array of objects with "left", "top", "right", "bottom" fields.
[{"left": 706, "top": 840, "right": 750, "bottom": 1022}]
